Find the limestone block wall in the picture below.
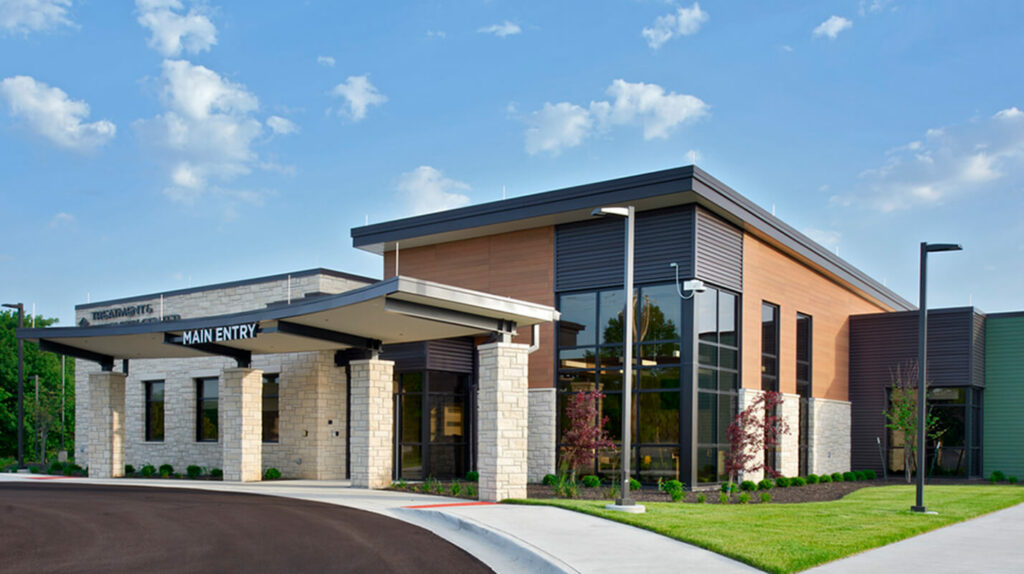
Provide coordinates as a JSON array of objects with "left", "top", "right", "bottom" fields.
[
  {"left": 737, "top": 388, "right": 765, "bottom": 483},
  {"left": 779, "top": 393, "right": 801, "bottom": 478},
  {"left": 808, "top": 397, "right": 851, "bottom": 475},
  {"left": 349, "top": 359, "right": 394, "bottom": 488},
  {"left": 477, "top": 342, "right": 529, "bottom": 501},
  {"left": 220, "top": 368, "right": 263, "bottom": 482},
  {"left": 527, "top": 388, "right": 557, "bottom": 483},
  {"left": 87, "top": 372, "right": 126, "bottom": 478}
]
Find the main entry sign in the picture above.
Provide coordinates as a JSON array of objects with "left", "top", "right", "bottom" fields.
[{"left": 182, "top": 322, "right": 259, "bottom": 346}]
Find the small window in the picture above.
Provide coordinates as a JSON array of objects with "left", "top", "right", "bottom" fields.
[
  {"left": 196, "top": 377, "right": 219, "bottom": 442},
  {"left": 145, "top": 381, "right": 165, "bottom": 442},
  {"left": 761, "top": 302, "right": 779, "bottom": 392},
  {"left": 263, "top": 373, "right": 280, "bottom": 443}
]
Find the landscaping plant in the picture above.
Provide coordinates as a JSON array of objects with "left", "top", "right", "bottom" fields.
[
  {"left": 264, "top": 467, "right": 282, "bottom": 480},
  {"left": 559, "top": 390, "right": 614, "bottom": 484},
  {"left": 990, "top": 470, "right": 1006, "bottom": 483},
  {"left": 449, "top": 480, "right": 463, "bottom": 497},
  {"left": 738, "top": 492, "right": 750, "bottom": 504},
  {"left": 210, "top": 468, "right": 223, "bottom": 478},
  {"left": 760, "top": 492, "right": 772, "bottom": 503},
  {"left": 696, "top": 493, "right": 706, "bottom": 504},
  {"left": 739, "top": 480, "right": 756, "bottom": 492},
  {"left": 790, "top": 477, "right": 806, "bottom": 487},
  {"left": 883, "top": 361, "right": 944, "bottom": 484},
  {"left": 819, "top": 473, "right": 832, "bottom": 483},
  {"left": 775, "top": 477, "right": 790, "bottom": 488},
  {"left": 186, "top": 465, "right": 202, "bottom": 479},
  {"left": 159, "top": 464, "right": 174, "bottom": 477},
  {"left": 831, "top": 472, "right": 843, "bottom": 482},
  {"left": 757, "top": 479, "right": 773, "bottom": 491},
  {"left": 541, "top": 473, "right": 557, "bottom": 486},
  {"left": 125, "top": 464, "right": 136, "bottom": 475},
  {"left": 843, "top": 471, "right": 856, "bottom": 482},
  {"left": 719, "top": 492, "right": 730, "bottom": 504},
  {"left": 582, "top": 475, "right": 601, "bottom": 488},
  {"left": 724, "top": 390, "right": 791, "bottom": 486},
  {"left": 863, "top": 469, "right": 877, "bottom": 480},
  {"left": 661, "top": 479, "right": 685, "bottom": 502},
  {"left": 465, "top": 470, "right": 479, "bottom": 482},
  {"left": 806, "top": 473, "right": 819, "bottom": 484},
  {"left": 140, "top": 464, "right": 156, "bottom": 477}
]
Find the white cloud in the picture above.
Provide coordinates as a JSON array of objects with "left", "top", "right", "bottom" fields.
[
  {"left": 0, "top": 0, "right": 73, "bottom": 35},
  {"left": 331, "top": 75, "right": 387, "bottom": 121},
  {"left": 812, "top": 15, "right": 852, "bottom": 39},
  {"left": 803, "top": 228, "right": 841, "bottom": 250},
  {"left": 135, "top": 0, "right": 216, "bottom": 57},
  {"left": 994, "top": 107, "right": 1023, "bottom": 120},
  {"left": 426, "top": 29, "right": 446, "bottom": 39},
  {"left": 642, "top": 2, "right": 708, "bottom": 50},
  {"left": 396, "top": 166, "right": 471, "bottom": 215},
  {"left": 0, "top": 75, "right": 115, "bottom": 151},
  {"left": 317, "top": 55, "right": 335, "bottom": 67},
  {"left": 859, "top": 0, "right": 896, "bottom": 16},
  {"left": 524, "top": 79, "right": 708, "bottom": 155},
  {"left": 48, "top": 211, "right": 74, "bottom": 227},
  {"left": 833, "top": 107, "right": 1024, "bottom": 211},
  {"left": 266, "top": 115, "right": 297, "bottom": 135},
  {"left": 137, "top": 59, "right": 270, "bottom": 204},
  {"left": 478, "top": 21, "right": 520, "bottom": 38},
  {"left": 525, "top": 102, "right": 593, "bottom": 156}
]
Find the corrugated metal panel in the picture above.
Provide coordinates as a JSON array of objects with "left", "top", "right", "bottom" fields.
[
  {"left": 972, "top": 312, "right": 986, "bottom": 387},
  {"left": 555, "top": 206, "right": 695, "bottom": 292},
  {"left": 381, "top": 341, "right": 427, "bottom": 372},
  {"left": 694, "top": 207, "right": 743, "bottom": 292},
  {"left": 983, "top": 315, "right": 1024, "bottom": 477},
  {"left": 849, "top": 308, "right": 977, "bottom": 473},
  {"left": 425, "top": 337, "right": 474, "bottom": 373}
]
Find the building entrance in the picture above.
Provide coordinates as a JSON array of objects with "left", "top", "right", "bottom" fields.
[{"left": 395, "top": 371, "right": 471, "bottom": 480}]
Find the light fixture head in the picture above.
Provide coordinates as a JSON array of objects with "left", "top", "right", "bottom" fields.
[
  {"left": 925, "top": 243, "right": 963, "bottom": 253},
  {"left": 682, "top": 279, "right": 707, "bottom": 293},
  {"left": 591, "top": 207, "right": 630, "bottom": 218}
]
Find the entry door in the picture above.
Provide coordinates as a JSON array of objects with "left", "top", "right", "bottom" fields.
[{"left": 396, "top": 371, "right": 470, "bottom": 480}]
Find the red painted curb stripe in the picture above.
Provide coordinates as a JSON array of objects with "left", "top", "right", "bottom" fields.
[{"left": 402, "top": 501, "right": 497, "bottom": 509}]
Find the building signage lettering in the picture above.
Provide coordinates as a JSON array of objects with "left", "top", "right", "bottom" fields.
[
  {"left": 182, "top": 323, "right": 259, "bottom": 345},
  {"left": 92, "top": 304, "right": 153, "bottom": 321}
]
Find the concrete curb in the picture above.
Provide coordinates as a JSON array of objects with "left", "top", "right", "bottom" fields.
[{"left": 394, "top": 507, "right": 579, "bottom": 574}]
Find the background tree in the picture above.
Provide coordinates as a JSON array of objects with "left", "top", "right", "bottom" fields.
[
  {"left": 884, "top": 361, "right": 943, "bottom": 483},
  {"left": 560, "top": 390, "right": 614, "bottom": 482},
  {"left": 1, "top": 310, "right": 75, "bottom": 462},
  {"left": 724, "top": 390, "right": 789, "bottom": 485}
]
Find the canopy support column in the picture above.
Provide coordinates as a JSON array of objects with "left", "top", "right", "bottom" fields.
[
  {"left": 477, "top": 341, "right": 530, "bottom": 502},
  {"left": 221, "top": 367, "right": 263, "bottom": 482},
  {"left": 349, "top": 357, "right": 394, "bottom": 489},
  {"left": 87, "top": 371, "right": 126, "bottom": 478}
]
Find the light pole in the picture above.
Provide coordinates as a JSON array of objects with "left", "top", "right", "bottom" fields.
[
  {"left": 3, "top": 302, "right": 24, "bottom": 468},
  {"left": 592, "top": 206, "right": 644, "bottom": 513},
  {"left": 912, "top": 242, "right": 962, "bottom": 514}
]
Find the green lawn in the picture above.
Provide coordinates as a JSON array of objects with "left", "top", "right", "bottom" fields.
[{"left": 509, "top": 485, "right": 1024, "bottom": 573}]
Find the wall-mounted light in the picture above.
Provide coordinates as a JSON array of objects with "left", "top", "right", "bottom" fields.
[{"left": 669, "top": 263, "right": 707, "bottom": 299}]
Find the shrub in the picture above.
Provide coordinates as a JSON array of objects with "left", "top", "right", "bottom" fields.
[
  {"left": 63, "top": 465, "right": 76, "bottom": 476},
  {"left": 159, "top": 464, "right": 174, "bottom": 476},
  {"left": 806, "top": 473, "right": 819, "bottom": 484},
  {"left": 831, "top": 472, "right": 844, "bottom": 482},
  {"left": 29, "top": 466, "right": 39, "bottom": 474},
  {"left": 554, "top": 473, "right": 578, "bottom": 498},
  {"left": 125, "top": 464, "right": 136, "bottom": 475},
  {"left": 542, "top": 473, "right": 558, "bottom": 486},
  {"left": 1009, "top": 476, "right": 1018, "bottom": 484},
  {"left": 740, "top": 480, "right": 757, "bottom": 492},
  {"left": 863, "top": 469, "right": 877, "bottom": 480},
  {"left": 842, "top": 471, "right": 856, "bottom": 482},
  {"left": 264, "top": 467, "right": 282, "bottom": 480},
  {"left": 186, "top": 465, "right": 202, "bottom": 479},
  {"left": 48, "top": 461, "right": 64, "bottom": 475},
  {"left": 790, "top": 477, "right": 806, "bottom": 487},
  {"left": 465, "top": 470, "right": 479, "bottom": 482},
  {"left": 757, "top": 479, "right": 774, "bottom": 491},
  {"left": 819, "top": 473, "right": 832, "bottom": 483},
  {"left": 738, "top": 492, "right": 751, "bottom": 504},
  {"left": 210, "top": 468, "right": 223, "bottom": 479},
  {"left": 582, "top": 475, "right": 601, "bottom": 488},
  {"left": 760, "top": 492, "right": 772, "bottom": 503},
  {"left": 630, "top": 478, "right": 641, "bottom": 491},
  {"left": 449, "top": 481, "right": 463, "bottom": 497},
  {"left": 140, "top": 464, "right": 156, "bottom": 477},
  {"left": 991, "top": 470, "right": 1007, "bottom": 483},
  {"left": 775, "top": 477, "right": 790, "bottom": 488},
  {"left": 721, "top": 482, "right": 738, "bottom": 493},
  {"left": 663, "top": 479, "right": 685, "bottom": 502},
  {"left": 466, "top": 484, "right": 477, "bottom": 498},
  {"left": 696, "top": 493, "right": 707, "bottom": 504},
  {"left": 853, "top": 471, "right": 866, "bottom": 481},
  {"left": 719, "top": 492, "right": 730, "bottom": 504}
]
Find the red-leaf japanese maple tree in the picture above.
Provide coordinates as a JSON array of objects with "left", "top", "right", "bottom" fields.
[
  {"left": 724, "top": 390, "right": 790, "bottom": 486},
  {"left": 560, "top": 390, "right": 615, "bottom": 482}
]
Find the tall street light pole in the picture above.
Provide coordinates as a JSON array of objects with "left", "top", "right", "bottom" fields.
[
  {"left": 592, "top": 206, "right": 644, "bottom": 513},
  {"left": 912, "top": 242, "right": 962, "bottom": 514},
  {"left": 3, "top": 303, "right": 24, "bottom": 468}
]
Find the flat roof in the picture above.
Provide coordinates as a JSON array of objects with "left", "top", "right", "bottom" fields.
[
  {"left": 19, "top": 276, "right": 558, "bottom": 366},
  {"left": 351, "top": 165, "right": 914, "bottom": 311}
]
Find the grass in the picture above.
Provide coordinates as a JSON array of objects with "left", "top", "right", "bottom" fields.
[{"left": 508, "top": 485, "right": 1024, "bottom": 573}]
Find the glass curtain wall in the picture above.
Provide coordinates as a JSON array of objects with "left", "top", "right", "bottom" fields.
[
  {"left": 887, "top": 386, "right": 980, "bottom": 478},
  {"left": 696, "top": 288, "right": 739, "bottom": 483},
  {"left": 761, "top": 303, "right": 780, "bottom": 473}
]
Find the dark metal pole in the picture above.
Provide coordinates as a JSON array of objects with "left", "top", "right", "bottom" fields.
[
  {"left": 913, "top": 242, "right": 928, "bottom": 512},
  {"left": 618, "top": 206, "right": 636, "bottom": 506}
]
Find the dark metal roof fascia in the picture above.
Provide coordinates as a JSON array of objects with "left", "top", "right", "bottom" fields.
[
  {"left": 851, "top": 306, "right": 978, "bottom": 322},
  {"left": 76, "top": 268, "right": 379, "bottom": 311}
]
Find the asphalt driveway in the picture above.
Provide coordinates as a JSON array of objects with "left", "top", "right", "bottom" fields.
[{"left": 0, "top": 481, "right": 491, "bottom": 573}]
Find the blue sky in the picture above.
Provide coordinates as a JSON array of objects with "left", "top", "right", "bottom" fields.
[{"left": 1, "top": 0, "right": 1022, "bottom": 326}]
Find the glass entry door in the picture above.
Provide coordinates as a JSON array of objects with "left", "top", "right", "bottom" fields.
[{"left": 396, "top": 371, "right": 470, "bottom": 480}]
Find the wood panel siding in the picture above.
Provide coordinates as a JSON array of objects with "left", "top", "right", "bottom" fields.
[
  {"left": 383, "top": 227, "right": 555, "bottom": 389},
  {"left": 694, "top": 208, "right": 743, "bottom": 292},
  {"left": 741, "top": 234, "right": 891, "bottom": 402}
]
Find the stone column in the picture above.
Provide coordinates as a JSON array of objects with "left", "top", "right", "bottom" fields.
[
  {"left": 349, "top": 358, "right": 394, "bottom": 489},
  {"left": 779, "top": 393, "right": 801, "bottom": 478},
  {"left": 221, "top": 368, "right": 263, "bottom": 482},
  {"left": 477, "top": 342, "right": 529, "bottom": 502},
  {"left": 527, "top": 388, "right": 557, "bottom": 483},
  {"left": 737, "top": 388, "right": 765, "bottom": 483},
  {"left": 87, "top": 371, "right": 126, "bottom": 478}
]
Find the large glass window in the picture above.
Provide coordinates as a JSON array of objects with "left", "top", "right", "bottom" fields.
[
  {"left": 196, "top": 377, "right": 219, "bottom": 442},
  {"left": 145, "top": 380, "right": 164, "bottom": 442},
  {"left": 887, "top": 386, "right": 979, "bottom": 478},
  {"left": 394, "top": 371, "right": 469, "bottom": 480},
  {"left": 796, "top": 313, "right": 812, "bottom": 476},
  {"left": 696, "top": 288, "right": 740, "bottom": 483},
  {"left": 263, "top": 373, "right": 280, "bottom": 443},
  {"left": 761, "top": 303, "right": 779, "bottom": 392}
]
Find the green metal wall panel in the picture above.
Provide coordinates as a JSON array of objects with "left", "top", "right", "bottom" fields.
[{"left": 984, "top": 314, "right": 1024, "bottom": 478}]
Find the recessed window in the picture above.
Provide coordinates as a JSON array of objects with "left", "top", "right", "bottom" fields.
[
  {"left": 796, "top": 313, "right": 812, "bottom": 476},
  {"left": 144, "top": 380, "right": 164, "bottom": 442},
  {"left": 196, "top": 377, "right": 219, "bottom": 442},
  {"left": 761, "top": 303, "right": 779, "bottom": 392},
  {"left": 263, "top": 373, "right": 280, "bottom": 443}
]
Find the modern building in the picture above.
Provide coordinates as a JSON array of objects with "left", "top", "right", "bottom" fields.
[{"left": 18, "top": 165, "right": 1019, "bottom": 498}]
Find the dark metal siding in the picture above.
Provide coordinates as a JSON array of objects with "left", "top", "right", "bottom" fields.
[
  {"left": 983, "top": 314, "right": 1024, "bottom": 477},
  {"left": 849, "top": 308, "right": 979, "bottom": 473},
  {"left": 382, "top": 338, "right": 474, "bottom": 374},
  {"left": 555, "top": 205, "right": 695, "bottom": 292},
  {"left": 694, "top": 207, "right": 743, "bottom": 292},
  {"left": 972, "top": 312, "right": 986, "bottom": 388}
]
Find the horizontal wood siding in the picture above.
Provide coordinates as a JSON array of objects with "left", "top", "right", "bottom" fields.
[
  {"left": 983, "top": 315, "right": 1024, "bottom": 477},
  {"left": 555, "top": 206, "right": 695, "bottom": 292},
  {"left": 694, "top": 207, "right": 743, "bottom": 292}
]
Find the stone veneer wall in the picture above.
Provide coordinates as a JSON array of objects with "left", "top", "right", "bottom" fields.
[
  {"left": 87, "top": 371, "right": 126, "bottom": 478},
  {"left": 477, "top": 342, "right": 529, "bottom": 502},
  {"left": 808, "top": 397, "right": 851, "bottom": 476},
  {"left": 779, "top": 393, "right": 801, "bottom": 478},
  {"left": 220, "top": 368, "right": 263, "bottom": 482},
  {"left": 527, "top": 388, "right": 556, "bottom": 483},
  {"left": 349, "top": 358, "right": 394, "bottom": 488}
]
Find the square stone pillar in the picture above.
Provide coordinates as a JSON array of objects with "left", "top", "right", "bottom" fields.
[
  {"left": 349, "top": 358, "right": 394, "bottom": 489},
  {"left": 87, "top": 371, "right": 126, "bottom": 478},
  {"left": 477, "top": 342, "right": 530, "bottom": 502},
  {"left": 221, "top": 368, "right": 263, "bottom": 482},
  {"left": 779, "top": 393, "right": 801, "bottom": 478}
]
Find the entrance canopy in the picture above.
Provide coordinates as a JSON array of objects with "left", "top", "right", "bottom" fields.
[{"left": 17, "top": 276, "right": 558, "bottom": 370}]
